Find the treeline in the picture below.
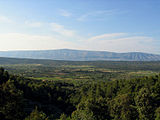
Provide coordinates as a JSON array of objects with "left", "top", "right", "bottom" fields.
[{"left": 1, "top": 67, "right": 160, "bottom": 120}]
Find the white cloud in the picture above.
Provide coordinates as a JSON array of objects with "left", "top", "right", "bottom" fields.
[
  {"left": 0, "top": 33, "right": 77, "bottom": 51},
  {"left": 50, "top": 23, "right": 75, "bottom": 37},
  {"left": 59, "top": 9, "right": 72, "bottom": 17},
  {"left": 25, "top": 21, "right": 43, "bottom": 27},
  {"left": 0, "top": 32, "right": 159, "bottom": 54},
  {"left": 77, "top": 10, "right": 117, "bottom": 21},
  {"left": 0, "top": 16, "right": 158, "bottom": 54},
  {"left": 82, "top": 33, "right": 159, "bottom": 53},
  {"left": 0, "top": 16, "right": 12, "bottom": 23},
  {"left": 88, "top": 33, "right": 127, "bottom": 41}
]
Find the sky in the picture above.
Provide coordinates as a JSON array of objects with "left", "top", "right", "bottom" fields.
[{"left": 0, "top": 0, "right": 160, "bottom": 54}]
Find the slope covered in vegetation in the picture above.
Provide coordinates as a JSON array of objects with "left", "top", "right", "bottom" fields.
[{"left": 1, "top": 67, "right": 160, "bottom": 120}]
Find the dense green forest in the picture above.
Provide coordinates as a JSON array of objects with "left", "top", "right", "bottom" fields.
[{"left": 1, "top": 63, "right": 160, "bottom": 119}]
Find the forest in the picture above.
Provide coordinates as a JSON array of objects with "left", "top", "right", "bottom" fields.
[{"left": 1, "top": 60, "right": 160, "bottom": 120}]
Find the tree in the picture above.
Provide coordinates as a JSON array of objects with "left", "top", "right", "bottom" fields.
[
  {"left": 59, "top": 113, "right": 71, "bottom": 120},
  {"left": 71, "top": 109, "right": 95, "bottom": 120},
  {"left": 155, "top": 107, "right": 160, "bottom": 120},
  {"left": 110, "top": 94, "right": 138, "bottom": 120},
  {"left": 135, "top": 88, "right": 153, "bottom": 120},
  {"left": 0, "top": 67, "right": 9, "bottom": 84},
  {"left": 25, "top": 107, "right": 48, "bottom": 120},
  {"left": 0, "top": 76, "right": 24, "bottom": 120}
]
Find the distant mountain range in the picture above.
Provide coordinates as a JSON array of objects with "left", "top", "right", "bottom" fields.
[{"left": 0, "top": 49, "right": 160, "bottom": 61}]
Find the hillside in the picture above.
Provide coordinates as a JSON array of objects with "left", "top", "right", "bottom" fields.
[{"left": 0, "top": 49, "right": 160, "bottom": 61}]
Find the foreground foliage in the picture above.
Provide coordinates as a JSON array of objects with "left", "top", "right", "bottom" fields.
[{"left": 0, "top": 67, "right": 160, "bottom": 120}]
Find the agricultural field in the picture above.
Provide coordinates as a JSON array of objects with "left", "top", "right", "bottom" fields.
[{"left": 1, "top": 60, "right": 160, "bottom": 83}]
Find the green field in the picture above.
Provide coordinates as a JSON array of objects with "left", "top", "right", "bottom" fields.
[{"left": 1, "top": 61, "right": 159, "bottom": 83}]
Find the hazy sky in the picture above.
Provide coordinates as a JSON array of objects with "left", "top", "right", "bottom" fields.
[{"left": 0, "top": 0, "right": 160, "bottom": 54}]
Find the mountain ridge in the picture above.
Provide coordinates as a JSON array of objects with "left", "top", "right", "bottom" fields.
[{"left": 0, "top": 49, "right": 159, "bottom": 61}]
